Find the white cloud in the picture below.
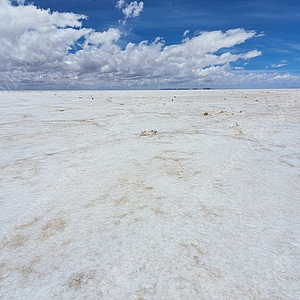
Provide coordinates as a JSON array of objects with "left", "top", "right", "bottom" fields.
[
  {"left": 116, "top": 0, "right": 144, "bottom": 20},
  {"left": 266, "top": 60, "right": 287, "bottom": 69},
  {"left": 1, "top": 0, "right": 298, "bottom": 90},
  {"left": 267, "top": 63, "right": 287, "bottom": 68},
  {"left": 0, "top": 1, "right": 91, "bottom": 73},
  {"left": 183, "top": 30, "right": 190, "bottom": 38},
  {"left": 116, "top": 0, "right": 126, "bottom": 9},
  {"left": 85, "top": 28, "right": 121, "bottom": 45}
]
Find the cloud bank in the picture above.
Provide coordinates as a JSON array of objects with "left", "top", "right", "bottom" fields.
[{"left": 0, "top": 0, "right": 298, "bottom": 90}]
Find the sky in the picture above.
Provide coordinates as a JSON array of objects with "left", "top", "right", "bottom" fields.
[{"left": 0, "top": 0, "right": 299, "bottom": 90}]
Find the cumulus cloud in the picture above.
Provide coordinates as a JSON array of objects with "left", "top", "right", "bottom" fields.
[
  {"left": 85, "top": 28, "right": 121, "bottom": 45},
  {"left": 0, "top": 0, "right": 90, "bottom": 72},
  {"left": 116, "top": 0, "right": 144, "bottom": 20},
  {"left": 1, "top": 0, "right": 297, "bottom": 90}
]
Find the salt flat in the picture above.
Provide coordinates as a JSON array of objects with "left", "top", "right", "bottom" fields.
[{"left": 0, "top": 89, "right": 300, "bottom": 299}]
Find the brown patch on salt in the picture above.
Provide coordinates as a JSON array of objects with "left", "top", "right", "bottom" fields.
[
  {"left": 5, "top": 234, "right": 29, "bottom": 249},
  {"left": 41, "top": 217, "right": 67, "bottom": 239}
]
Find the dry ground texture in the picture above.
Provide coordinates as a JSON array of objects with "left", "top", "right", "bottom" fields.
[{"left": 0, "top": 89, "right": 300, "bottom": 299}]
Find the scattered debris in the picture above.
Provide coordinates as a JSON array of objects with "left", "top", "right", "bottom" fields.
[
  {"left": 214, "top": 110, "right": 232, "bottom": 115},
  {"left": 215, "top": 110, "right": 229, "bottom": 115},
  {"left": 140, "top": 130, "right": 157, "bottom": 136},
  {"left": 234, "top": 129, "right": 243, "bottom": 136},
  {"left": 230, "top": 123, "right": 243, "bottom": 136},
  {"left": 56, "top": 108, "right": 65, "bottom": 112}
]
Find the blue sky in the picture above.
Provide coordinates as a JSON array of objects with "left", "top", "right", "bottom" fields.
[{"left": 1, "top": 0, "right": 299, "bottom": 89}]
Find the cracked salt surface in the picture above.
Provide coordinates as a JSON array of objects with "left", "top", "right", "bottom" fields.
[{"left": 0, "top": 89, "right": 300, "bottom": 299}]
